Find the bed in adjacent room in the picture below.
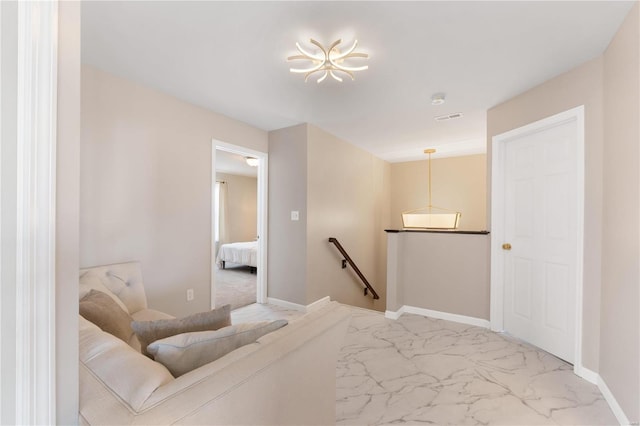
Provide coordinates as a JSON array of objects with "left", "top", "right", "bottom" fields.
[{"left": 216, "top": 241, "right": 258, "bottom": 272}]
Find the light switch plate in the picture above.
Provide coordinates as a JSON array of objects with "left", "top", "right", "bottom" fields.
[{"left": 291, "top": 210, "right": 299, "bottom": 221}]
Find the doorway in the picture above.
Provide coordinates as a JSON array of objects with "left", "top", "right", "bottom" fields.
[
  {"left": 491, "top": 106, "right": 585, "bottom": 371},
  {"left": 211, "top": 140, "right": 268, "bottom": 309}
]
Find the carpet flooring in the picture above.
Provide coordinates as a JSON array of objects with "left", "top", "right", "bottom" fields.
[{"left": 214, "top": 263, "right": 257, "bottom": 310}]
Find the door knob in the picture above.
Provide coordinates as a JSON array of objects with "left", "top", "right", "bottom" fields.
[{"left": 502, "top": 243, "right": 512, "bottom": 250}]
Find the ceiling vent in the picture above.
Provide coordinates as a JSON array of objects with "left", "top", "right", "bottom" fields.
[{"left": 434, "top": 112, "right": 463, "bottom": 122}]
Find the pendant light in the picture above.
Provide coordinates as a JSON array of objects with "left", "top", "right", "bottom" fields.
[{"left": 401, "top": 149, "right": 461, "bottom": 229}]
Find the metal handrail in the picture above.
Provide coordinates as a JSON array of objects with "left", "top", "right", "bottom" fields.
[{"left": 328, "top": 237, "right": 379, "bottom": 300}]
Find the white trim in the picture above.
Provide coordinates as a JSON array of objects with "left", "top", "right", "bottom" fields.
[
  {"left": 0, "top": 2, "right": 4, "bottom": 420},
  {"left": 266, "top": 296, "right": 332, "bottom": 313},
  {"left": 490, "top": 128, "right": 506, "bottom": 332},
  {"left": 266, "top": 297, "right": 307, "bottom": 312},
  {"left": 384, "top": 306, "right": 405, "bottom": 320},
  {"left": 15, "top": 2, "right": 58, "bottom": 424},
  {"left": 211, "top": 141, "right": 268, "bottom": 308},
  {"left": 575, "top": 365, "right": 599, "bottom": 385},
  {"left": 490, "top": 106, "right": 586, "bottom": 374},
  {"left": 306, "top": 296, "right": 331, "bottom": 312},
  {"left": 385, "top": 305, "right": 490, "bottom": 329},
  {"left": 598, "top": 375, "right": 631, "bottom": 426}
]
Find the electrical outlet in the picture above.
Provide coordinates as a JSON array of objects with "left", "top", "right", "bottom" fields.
[{"left": 186, "top": 288, "right": 194, "bottom": 302}]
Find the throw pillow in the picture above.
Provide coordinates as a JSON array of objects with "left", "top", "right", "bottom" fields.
[
  {"left": 147, "top": 320, "right": 288, "bottom": 377},
  {"left": 132, "top": 305, "right": 231, "bottom": 357},
  {"left": 79, "top": 273, "right": 130, "bottom": 314},
  {"left": 79, "top": 289, "right": 134, "bottom": 343}
]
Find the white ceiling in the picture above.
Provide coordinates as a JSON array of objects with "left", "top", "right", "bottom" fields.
[
  {"left": 81, "top": 1, "right": 635, "bottom": 162},
  {"left": 216, "top": 149, "right": 258, "bottom": 178}
]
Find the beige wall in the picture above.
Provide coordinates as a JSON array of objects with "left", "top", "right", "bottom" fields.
[
  {"left": 81, "top": 65, "right": 267, "bottom": 317},
  {"left": 487, "top": 57, "right": 604, "bottom": 372},
  {"left": 600, "top": 3, "right": 639, "bottom": 422},
  {"left": 390, "top": 154, "right": 487, "bottom": 231},
  {"left": 56, "top": 3, "right": 81, "bottom": 424},
  {"left": 215, "top": 172, "right": 257, "bottom": 243},
  {"left": 268, "top": 124, "right": 390, "bottom": 310},
  {"left": 386, "top": 232, "right": 490, "bottom": 319},
  {"left": 306, "top": 124, "right": 390, "bottom": 311},
  {"left": 267, "top": 124, "right": 308, "bottom": 305}
]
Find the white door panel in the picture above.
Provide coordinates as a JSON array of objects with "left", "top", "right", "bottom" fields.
[{"left": 503, "top": 119, "right": 577, "bottom": 363}]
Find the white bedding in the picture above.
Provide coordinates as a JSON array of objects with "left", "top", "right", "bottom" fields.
[{"left": 216, "top": 241, "right": 258, "bottom": 268}]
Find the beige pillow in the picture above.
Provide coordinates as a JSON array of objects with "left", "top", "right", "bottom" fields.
[
  {"left": 147, "top": 320, "right": 288, "bottom": 377},
  {"left": 79, "top": 289, "right": 134, "bottom": 343},
  {"left": 79, "top": 273, "right": 130, "bottom": 314},
  {"left": 132, "top": 305, "right": 231, "bottom": 357}
]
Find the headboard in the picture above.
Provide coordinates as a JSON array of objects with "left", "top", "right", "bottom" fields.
[{"left": 79, "top": 261, "right": 148, "bottom": 314}]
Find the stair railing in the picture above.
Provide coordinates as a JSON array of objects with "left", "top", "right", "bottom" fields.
[{"left": 328, "top": 237, "right": 380, "bottom": 300}]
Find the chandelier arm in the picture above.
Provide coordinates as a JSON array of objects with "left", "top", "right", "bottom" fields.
[
  {"left": 304, "top": 69, "right": 324, "bottom": 82},
  {"left": 331, "top": 39, "right": 358, "bottom": 60},
  {"left": 328, "top": 52, "right": 368, "bottom": 72},
  {"left": 344, "top": 52, "right": 369, "bottom": 59},
  {"left": 316, "top": 70, "right": 329, "bottom": 83},
  {"left": 309, "top": 39, "right": 330, "bottom": 60},
  {"left": 290, "top": 60, "right": 326, "bottom": 74},
  {"left": 328, "top": 70, "right": 343, "bottom": 82},
  {"left": 332, "top": 69, "right": 355, "bottom": 81},
  {"left": 295, "top": 41, "right": 324, "bottom": 61},
  {"left": 326, "top": 38, "right": 343, "bottom": 55},
  {"left": 287, "top": 54, "right": 314, "bottom": 61},
  {"left": 333, "top": 63, "right": 369, "bottom": 72}
]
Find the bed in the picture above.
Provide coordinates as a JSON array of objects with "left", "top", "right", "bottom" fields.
[{"left": 216, "top": 241, "right": 258, "bottom": 272}]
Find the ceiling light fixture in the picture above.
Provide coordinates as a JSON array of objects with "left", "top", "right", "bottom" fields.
[
  {"left": 287, "top": 38, "right": 368, "bottom": 83},
  {"left": 245, "top": 157, "right": 259, "bottom": 167},
  {"left": 431, "top": 93, "right": 446, "bottom": 105},
  {"left": 401, "top": 148, "right": 461, "bottom": 230}
]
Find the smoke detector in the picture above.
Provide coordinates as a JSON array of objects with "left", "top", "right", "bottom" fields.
[{"left": 431, "top": 93, "right": 446, "bottom": 105}]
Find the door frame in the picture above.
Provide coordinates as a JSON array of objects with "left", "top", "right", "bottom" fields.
[
  {"left": 211, "top": 140, "right": 268, "bottom": 307},
  {"left": 490, "top": 105, "right": 586, "bottom": 377}
]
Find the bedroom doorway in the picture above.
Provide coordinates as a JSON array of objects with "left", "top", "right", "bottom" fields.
[{"left": 211, "top": 141, "right": 268, "bottom": 309}]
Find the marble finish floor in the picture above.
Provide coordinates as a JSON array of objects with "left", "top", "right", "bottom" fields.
[
  {"left": 337, "top": 308, "right": 617, "bottom": 426},
  {"left": 225, "top": 302, "right": 616, "bottom": 425},
  {"left": 230, "top": 300, "right": 303, "bottom": 323}
]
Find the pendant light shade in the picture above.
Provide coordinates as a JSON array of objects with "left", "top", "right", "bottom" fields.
[{"left": 401, "top": 149, "right": 461, "bottom": 230}]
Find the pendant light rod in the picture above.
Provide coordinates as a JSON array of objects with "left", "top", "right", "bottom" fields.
[{"left": 424, "top": 148, "right": 436, "bottom": 209}]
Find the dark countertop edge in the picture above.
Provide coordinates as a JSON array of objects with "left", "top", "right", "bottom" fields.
[{"left": 385, "top": 229, "right": 490, "bottom": 235}]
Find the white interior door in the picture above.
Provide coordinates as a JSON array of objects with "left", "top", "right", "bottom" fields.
[{"left": 502, "top": 118, "right": 578, "bottom": 363}]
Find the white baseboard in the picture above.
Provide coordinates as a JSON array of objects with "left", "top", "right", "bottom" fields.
[
  {"left": 386, "top": 305, "right": 490, "bottom": 329},
  {"left": 306, "top": 296, "right": 331, "bottom": 312},
  {"left": 266, "top": 297, "right": 306, "bottom": 312},
  {"left": 267, "top": 296, "right": 331, "bottom": 313},
  {"left": 574, "top": 365, "right": 598, "bottom": 385},
  {"left": 385, "top": 306, "right": 406, "bottom": 320},
  {"left": 567, "top": 365, "right": 632, "bottom": 425},
  {"left": 597, "top": 375, "right": 631, "bottom": 425}
]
